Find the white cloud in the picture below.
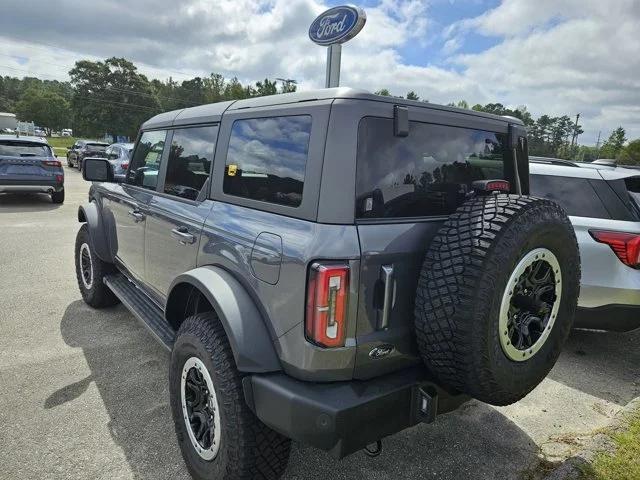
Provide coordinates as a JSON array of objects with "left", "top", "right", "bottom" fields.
[{"left": 0, "top": 0, "right": 638, "bottom": 142}]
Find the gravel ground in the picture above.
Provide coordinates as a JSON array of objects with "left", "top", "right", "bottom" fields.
[{"left": 0, "top": 164, "right": 638, "bottom": 480}]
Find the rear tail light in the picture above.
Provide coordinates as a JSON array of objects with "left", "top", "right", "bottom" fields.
[
  {"left": 121, "top": 162, "right": 129, "bottom": 170},
  {"left": 42, "top": 160, "right": 61, "bottom": 167},
  {"left": 55, "top": 174, "right": 63, "bottom": 183},
  {"left": 590, "top": 230, "right": 640, "bottom": 268},
  {"left": 305, "top": 263, "right": 350, "bottom": 348}
]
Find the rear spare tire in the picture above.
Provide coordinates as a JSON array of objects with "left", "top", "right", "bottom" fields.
[{"left": 414, "top": 194, "right": 580, "bottom": 406}]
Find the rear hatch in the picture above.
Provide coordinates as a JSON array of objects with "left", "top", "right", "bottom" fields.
[
  {"left": 0, "top": 140, "right": 59, "bottom": 183},
  {"left": 353, "top": 116, "right": 515, "bottom": 379}
]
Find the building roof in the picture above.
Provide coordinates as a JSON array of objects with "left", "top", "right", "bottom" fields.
[{"left": 141, "top": 87, "right": 524, "bottom": 130}]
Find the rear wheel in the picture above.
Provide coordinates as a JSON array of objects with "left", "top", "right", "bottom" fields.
[
  {"left": 414, "top": 194, "right": 580, "bottom": 406},
  {"left": 51, "top": 188, "right": 65, "bottom": 204},
  {"left": 170, "top": 313, "right": 291, "bottom": 480},
  {"left": 74, "top": 224, "right": 119, "bottom": 308}
]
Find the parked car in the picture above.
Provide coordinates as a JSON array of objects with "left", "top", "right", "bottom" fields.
[
  {"left": 61, "top": 129, "right": 73, "bottom": 137},
  {"left": 0, "top": 134, "right": 64, "bottom": 203},
  {"left": 76, "top": 88, "right": 580, "bottom": 479},
  {"left": 66, "top": 140, "right": 109, "bottom": 171},
  {"left": 105, "top": 143, "right": 133, "bottom": 182},
  {"left": 530, "top": 157, "right": 640, "bottom": 331}
]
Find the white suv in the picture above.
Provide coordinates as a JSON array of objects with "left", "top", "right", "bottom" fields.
[{"left": 530, "top": 157, "right": 640, "bottom": 331}]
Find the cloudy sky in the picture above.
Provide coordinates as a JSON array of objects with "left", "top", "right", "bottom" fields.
[{"left": 0, "top": 0, "right": 638, "bottom": 143}]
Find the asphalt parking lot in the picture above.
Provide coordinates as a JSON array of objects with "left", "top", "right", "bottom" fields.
[{"left": 0, "top": 164, "right": 639, "bottom": 480}]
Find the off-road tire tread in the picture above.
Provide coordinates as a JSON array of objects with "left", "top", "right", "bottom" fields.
[
  {"left": 171, "top": 313, "right": 291, "bottom": 480},
  {"left": 74, "top": 224, "right": 119, "bottom": 308},
  {"left": 414, "top": 194, "right": 579, "bottom": 405}
]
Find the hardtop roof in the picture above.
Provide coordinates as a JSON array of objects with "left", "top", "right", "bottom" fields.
[{"left": 141, "top": 87, "right": 524, "bottom": 130}]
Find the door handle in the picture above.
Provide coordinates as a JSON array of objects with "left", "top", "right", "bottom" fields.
[
  {"left": 379, "top": 265, "right": 395, "bottom": 330},
  {"left": 127, "top": 210, "right": 145, "bottom": 222},
  {"left": 171, "top": 227, "right": 196, "bottom": 245}
]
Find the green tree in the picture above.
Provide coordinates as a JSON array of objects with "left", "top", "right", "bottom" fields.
[
  {"left": 599, "top": 127, "right": 627, "bottom": 159},
  {"left": 456, "top": 100, "right": 469, "bottom": 109},
  {"left": 619, "top": 139, "right": 640, "bottom": 165},
  {"left": 254, "top": 78, "right": 278, "bottom": 97},
  {"left": 69, "top": 57, "right": 160, "bottom": 138},
  {"left": 375, "top": 88, "right": 391, "bottom": 96},
  {"left": 406, "top": 91, "right": 420, "bottom": 101},
  {"left": 15, "top": 87, "right": 70, "bottom": 135}
]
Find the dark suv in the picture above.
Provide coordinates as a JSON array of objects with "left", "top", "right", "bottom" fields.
[
  {"left": 76, "top": 88, "right": 580, "bottom": 480},
  {"left": 66, "top": 140, "right": 109, "bottom": 171}
]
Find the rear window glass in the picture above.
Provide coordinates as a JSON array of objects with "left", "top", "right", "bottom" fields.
[
  {"left": 530, "top": 174, "right": 610, "bottom": 218},
  {"left": 223, "top": 116, "right": 312, "bottom": 207},
  {"left": 356, "top": 117, "right": 507, "bottom": 219},
  {"left": 625, "top": 177, "right": 640, "bottom": 214},
  {"left": 85, "top": 143, "right": 107, "bottom": 150},
  {"left": 0, "top": 141, "right": 51, "bottom": 157}
]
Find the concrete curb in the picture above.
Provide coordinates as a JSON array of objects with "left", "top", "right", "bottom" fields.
[{"left": 543, "top": 397, "right": 640, "bottom": 480}]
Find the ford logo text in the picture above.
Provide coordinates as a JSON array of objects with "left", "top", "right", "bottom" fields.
[{"left": 309, "top": 6, "right": 367, "bottom": 46}]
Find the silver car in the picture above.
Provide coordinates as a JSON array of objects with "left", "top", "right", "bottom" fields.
[
  {"left": 530, "top": 157, "right": 640, "bottom": 331},
  {"left": 105, "top": 142, "right": 133, "bottom": 182}
]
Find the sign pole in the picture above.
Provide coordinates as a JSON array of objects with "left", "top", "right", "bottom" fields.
[
  {"left": 325, "top": 44, "right": 342, "bottom": 88},
  {"left": 310, "top": 6, "right": 366, "bottom": 89}
]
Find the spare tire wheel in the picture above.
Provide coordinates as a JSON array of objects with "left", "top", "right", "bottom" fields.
[{"left": 414, "top": 194, "right": 580, "bottom": 406}]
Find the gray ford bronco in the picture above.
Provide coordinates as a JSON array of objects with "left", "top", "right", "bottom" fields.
[{"left": 76, "top": 88, "right": 580, "bottom": 480}]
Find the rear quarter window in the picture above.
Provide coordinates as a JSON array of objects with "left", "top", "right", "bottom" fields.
[
  {"left": 356, "top": 117, "right": 507, "bottom": 219},
  {"left": 223, "top": 115, "right": 312, "bottom": 208},
  {"left": 529, "top": 174, "right": 610, "bottom": 218}
]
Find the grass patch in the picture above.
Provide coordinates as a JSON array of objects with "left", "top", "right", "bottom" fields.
[
  {"left": 47, "top": 137, "right": 76, "bottom": 156},
  {"left": 581, "top": 407, "right": 640, "bottom": 480}
]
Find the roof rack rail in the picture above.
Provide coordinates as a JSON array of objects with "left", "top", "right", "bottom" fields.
[{"left": 529, "top": 157, "right": 579, "bottom": 167}]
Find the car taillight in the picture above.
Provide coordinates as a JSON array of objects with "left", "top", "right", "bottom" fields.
[
  {"left": 55, "top": 174, "right": 63, "bottom": 183},
  {"left": 305, "top": 263, "right": 350, "bottom": 348},
  {"left": 42, "top": 160, "right": 61, "bottom": 167},
  {"left": 121, "top": 162, "right": 129, "bottom": 170},
  {"left": 590, "top": 230, "right": 640, "bottom": 268}
]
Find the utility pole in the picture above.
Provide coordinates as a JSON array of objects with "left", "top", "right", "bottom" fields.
[
  {"left": 595, "top": 131, "right": 602, "bottom": 160},
  {"left": 570, "top": 113, "right": 580, "bottom": 149}
]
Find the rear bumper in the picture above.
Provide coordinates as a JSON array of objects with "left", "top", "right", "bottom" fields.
[
  {"left": 575, "top": 304, "right": 640, "bottom": 332},
  {"left": 243, "top": 366, "right": 468, "bottom": 459},
  {"left": 0, "top": 183, "right": 63, "bottom": 193}
]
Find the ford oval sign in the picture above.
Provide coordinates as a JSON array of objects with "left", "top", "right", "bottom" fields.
[{"left": 309, "top": 6, "right": 367, "bottom": 46}]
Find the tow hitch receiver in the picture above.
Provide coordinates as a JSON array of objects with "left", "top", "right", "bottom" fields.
[{"left": 412, "top": 385, "right": 438, "bottom": 423}]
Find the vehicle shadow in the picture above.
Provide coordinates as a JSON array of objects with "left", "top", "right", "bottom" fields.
[
  {"left": 0, "top": 192, "right": 61, "bottom": 212},
  {"left": 548, "top": 328, "right": 640, "bottom": 405},
  {"left": 50, "top": 300, "right": 543, "bottom": 480}
]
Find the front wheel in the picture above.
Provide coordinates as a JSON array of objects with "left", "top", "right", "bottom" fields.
[
  {"left": 74, "top": 224, "right": 119, "bottom": 308},
  {"left": 170, "top": 313, "right": 291, "bottom": 480}
]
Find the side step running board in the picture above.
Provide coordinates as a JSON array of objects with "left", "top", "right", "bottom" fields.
[{"left": 104, "top": 273, "right": 175, "bottom": 350}]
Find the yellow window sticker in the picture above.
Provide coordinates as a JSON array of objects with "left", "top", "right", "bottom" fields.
[{"left": 227, "top": 164, "right": 237, "bottom": 176}]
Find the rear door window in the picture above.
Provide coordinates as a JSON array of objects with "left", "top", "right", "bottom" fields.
[
  {"left": 223, "top": 115, "right": 312, "bottom": 207},
  {"left": 163, "top": 125, "right": 217, "bottom": 201},
  {"left": 356, "top": 117, "right": 507, "bottom": 219},
  {"left": 127, "top": 130, "right": 167, "bottom": 190},
  {"left": 530, "top": 174, "right": 610, "bottom": 218}
]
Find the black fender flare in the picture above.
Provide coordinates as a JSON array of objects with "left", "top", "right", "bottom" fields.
[
  {"left": 167, "top": 266, "right": 281, "bottom": 373},
  {"left": 77, "top": 202, "right": 114, "bottom": 262}
]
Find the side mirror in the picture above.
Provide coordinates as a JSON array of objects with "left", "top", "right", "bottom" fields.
[
  {"left": 108, "top": 152, "right": 119, "bottom": 160},
  {"left": 83, "top": 158, "right": 114, "bottom": 183}
]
